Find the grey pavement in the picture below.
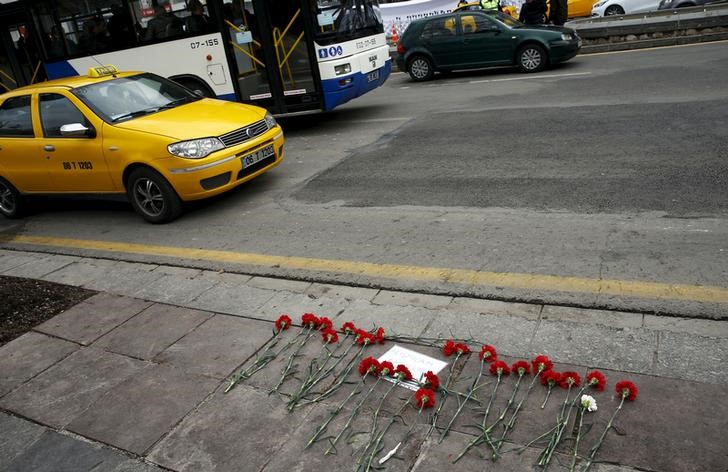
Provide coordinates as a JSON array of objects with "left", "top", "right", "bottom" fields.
[{"left": 1, "top": 248, "right": 727, "bottom": 471}]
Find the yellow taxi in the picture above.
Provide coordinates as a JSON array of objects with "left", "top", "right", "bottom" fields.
[{"left": 0, "top": 66, "right": 284, "bottom": 223}]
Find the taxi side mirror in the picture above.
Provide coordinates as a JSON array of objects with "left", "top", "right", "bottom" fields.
[{"left": 60, "top": 123, "right": 95, "bottom": 138}]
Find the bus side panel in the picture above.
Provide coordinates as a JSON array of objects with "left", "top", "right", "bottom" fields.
[{"left": 44, "top": 34, "right": 236, "bottom": 100}]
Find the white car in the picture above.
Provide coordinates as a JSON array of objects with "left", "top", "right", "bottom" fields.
[{"left": 591, "top": 0, "right": 660, "bottom": 15}]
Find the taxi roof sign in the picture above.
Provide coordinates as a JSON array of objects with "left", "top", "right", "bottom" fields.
[{"left": 88, "top": 65, "right": 119, "bottom": 78}]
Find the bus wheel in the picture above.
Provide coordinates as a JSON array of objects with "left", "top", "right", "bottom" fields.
[
  {"left": 174, "top": 77, "right": 214, "bottom": 98},
  {"left": 0, "top": 176, "right": 23, "bottom": 218},
  {"left": 126, "top": 168, "right": 182, "bottom": 223}
]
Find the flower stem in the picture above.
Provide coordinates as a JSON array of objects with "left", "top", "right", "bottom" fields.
[
  {"left": 538, "top": 383, "right": 574, "bottom": 468},
  {"left": 306, "top": 343, "right": 367, "bottom": 404},
  {"left": 438, "top": 358, "right": 485, "bottom": 444},
  {"left": 569, "top": 407, "right": 586, "bottom": 472},
  {"left": 287, "top": 341, "right": 333, "bottom": 410},
  {"left": 224, "top": 328, "right": 293, "bottom": 393},
  {"left": 452, "top": 373, "right": 503, "bottom": 463},
  {"left": 581, "top": 395, "right": 626, "bottom": 472},
  {"left": 325, "top": 376, "right": 382, "bottom": 455},
  {"left": 360, "top": 398, "right": 411, "bottom": 472},
  {"left": 429, "top": 351, "right": 461, "bottom": 436},
  {"left": 358, "top": 378, "right": 399, "bottom": 463},
  {"left": 271, "top": 326, "right": 315, "bottom": 394},
  {"left": 541, "top": 384, "right": 554, "bottom": 408},
  {"left": 493, "top": 370, "right": 541, "bottom": 459}
]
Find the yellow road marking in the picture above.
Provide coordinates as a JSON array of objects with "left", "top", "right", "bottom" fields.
[{"left": 4, "top": 234, "right": 728, "bottom": 304}]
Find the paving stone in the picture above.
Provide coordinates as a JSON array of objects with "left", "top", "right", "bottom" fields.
[
  {"left": 644, "top": 314, "right": 728, "bottom": 338},
  {"left": 258, "top": 291, "right": 350, "bottom": 323},
  {"left": 541, "top": 306, "right": 643, "bottom": 329},
  {"left": 531, "top": 321, "right": 657, "bottom": 375},
  {"left": 448, "top": 297, "right": 542, "bottom": 320},
  {"left": 183, "top": 279, "right": 277, "bottom": 318},
  {"left": 373, "top": 289, "right": 453, "bottom": 309},
  {"left": 36, "top": 293, "right": 152, "bottom": 345},
  {"left": 81, "top": 261, "right": 162, "bottom": 294},
  {"left": 0, "top": 412, "right": 46, "bottom": 468},
  {"left": 422, "top": 311, "right": 539, "bottom": 358},
  {"left": 0, "top": 347, "right": 146, "bottom": 428},
  {"left": 155, "top": 314, "right": 274, "bottom": 379},
  {"left": 39, "top": 258, "right": 120, "bottom": 287},
  {"left": 247, "top": 275, "right": 311, "bottom": 293},
  {"left": 132, "top": 271, "right": 219, "bottom": 305},
  {"left": 0, "top": 332, "right": 78, "bottom": 397},
  {"left": 94, "top": 303, "right": 212, "bottom": 360},
  {"left": 2, "top": 254, "right": 80, "bottom": 279},
  {"left": 0, "top": 252, "right": 43, "bottom": 273},
  {"left": 306, "top": 282, "right": 380, "bottom": 301},
  {"left": 68, "top": 364, "right": 218, "bottom": 455},
  {"left": 150, "top": 266, "right": 202, "bottom": 276},
  {"left": 338, "top": 299, "right": 434, "bottom": 338},
  {"left": 655, "top": 331, "right": 728, "bottom": 384}
]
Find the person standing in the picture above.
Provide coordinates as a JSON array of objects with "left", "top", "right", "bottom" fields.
[
  {"left": 549, "top": 0, "right": 568, "bottom": 25},
  {"left": 519, "top": 0, "right": 547, "bottom": 24}
]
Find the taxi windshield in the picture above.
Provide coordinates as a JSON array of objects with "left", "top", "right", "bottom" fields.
[{"left": 74, "top": 73, "right": 200, "bottom": 123}]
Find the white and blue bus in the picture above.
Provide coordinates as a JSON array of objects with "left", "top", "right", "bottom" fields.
[{"left": 0, "top": 0, "right": 391, "bottom": 114}]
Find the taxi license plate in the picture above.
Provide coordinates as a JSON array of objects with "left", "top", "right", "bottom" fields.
[
  {"left": 241, "top": 144, "right": 274, "bottom": 169},
  {"left": 366, "top": 70, "right": 379, "bottom": 82}
]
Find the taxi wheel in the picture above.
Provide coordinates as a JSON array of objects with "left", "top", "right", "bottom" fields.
[
  {"left": 407, "top": 56, "right": 434, "bottom": 82},
  {"left": 127, "top": 168, "right": 182, "bottom": 223},
  {"left": 0, "top": 177, "right": 23, "bottom": 219},
  {"left": 517, "top": 44, "right": 547, "bottom": 73}
]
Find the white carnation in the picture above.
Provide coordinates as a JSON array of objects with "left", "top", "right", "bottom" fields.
[{"left": 581, "top": 394, "right": 597, "bottom": 412}]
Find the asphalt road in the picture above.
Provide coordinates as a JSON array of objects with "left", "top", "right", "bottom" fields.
[{"left": 2, "top": 41, "right": 727, "bottom": 317}]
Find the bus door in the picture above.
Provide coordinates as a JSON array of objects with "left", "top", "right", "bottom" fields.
[
  {"left": 0, "top": 5, "right": 45, "bottom": 91},
  {"left": 223, "top": 0, "right": 322, "bottom": 113}
]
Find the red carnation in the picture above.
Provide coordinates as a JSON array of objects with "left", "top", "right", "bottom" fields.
[
  {"left": 479, "top": 345, "right": 497, "bottom": 362},
  {"left": 375, "top": 327, "right": 386, "bottom": 344},
  {"left": 531, "top": 354, "right": 553, "bottom": 374},
  {"left": 541, "top": 370, "right": 561, "bottom": 387},
  {"left": 394, "top": 364, "right": 412, "bottom": 381},
  {"left": 301, "top": 313, "right": 319, "bottom": 328},
  {"left": 455, "top": 343, "right": 471, "bottom": 355},
  {"left": 443, "top": 340, "right": 457, "bottom": 356},
  {"left": 341, "top": 321, "right": 357, "bottom": 334},
  {"left": 378, "top": 361, "right": 395, "bottom": 377},
  {"left": 560, "top": 371, "right": 581, "bottom": 389},
  {"left": 586, "top": 370, "right": 607, "bottom": 391},
  {"left": 321, "top": 328, "right": 338, "bottom": 344},
  {"left": 422, "top": 371, "right": 440, "bottom": 390},
  {"left": 512, "top": 360, "right": 530, "bottom": 376},
  {"left": 415, "top": 388, "right": 436, "bottom": 409},
  {"left": 615, "top": 380, "right": 638, "bottom": 401},
  {"left": 355, "top": 329, "right": 376, "bottom": 346},
  {"left": 318, "top": 317, "right": 333, "bottom": 331},
  {"left": 274, "top": 314, "right": 292, "bottom": 332},
  {"left": 358, "top": 356, "right": 380, "bottom": 376},
  {"left": 490, "top": 360, "right": 510, "bottom": 377}
]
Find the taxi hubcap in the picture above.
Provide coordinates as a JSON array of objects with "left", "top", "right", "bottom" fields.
[
  {"left": 0, "top": 183, "right": 15, "bottom": 213},
  {"left": 133, "top": 178, "right": 165, "bottom": 216},
  {"left": 522, "top": 49, "right": 542, "bottom": 70},
  {"left": 411, "top": 59, "right": 429, "bottom": 79}
]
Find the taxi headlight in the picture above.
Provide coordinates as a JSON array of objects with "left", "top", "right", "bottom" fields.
[
  {"left": 168, "top": 137, "right": 224, "bottom": 159},
  {"left": 593, "top": 1, "right": 605, "bottom": 7},
  {"left": 264, "top": 112, "right": 277, "bottom": 130}
]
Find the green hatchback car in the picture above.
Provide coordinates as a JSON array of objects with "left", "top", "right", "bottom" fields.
[{"left": 396, "top": 12, "right": 581, "bottom": 81}]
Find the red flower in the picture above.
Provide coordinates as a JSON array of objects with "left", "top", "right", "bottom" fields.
[
  {"left": 560, "top": 371, "right": 581, "bottom": 389},
  {"left": 512, "top": 360, "right": 530, "bottom": 376},
  {"left": 479, "top": 345, "right": 497, "bottom": 362},
  {"left": 318, "top": 317, "right": 333, "bottom": 331},
  {"left": 301, "top": 313, "right": 319, "bottom": 328},
  {"left": 355, "top": 329, "right": 376, "bottom": 346},
  {"left": 358, "top": 357, "right": 380, "bottom": 376},
  {"left": 586, "top": 370, "right": 607, "bottom": 391},
  {"left": 531, "top": 354, "right": 553, "bottom": 374},
  {"left": 415, "top": 388, "right": 436, "bottom": 409},
  {"left": 274, "top": 314, "right": 292, "bottom": 332},
  {"left": 443, "top": 340, "right": 457, "bottom": 356},
  {"left": 615, "top": 380, "right": 638, "bottom": 401},
  {"left": 377, "top": 361, "right": 395, "bottom": 377},
  {"left": 394, "top": 364, "right": 412, "bottom": 381},
  {"left": 341, "top": 321, "right": 357, "bottom": 334},
  {"left": 321, "top": 328, "right": 338, "bottom": 344},
  {"left": 455, "top": 343, "right": 471, "bottom": 355},
  {"left": 375, "top": 327, "right": 386, "bottom": 344},
  {"left": 422, "top": 371, "right": 440, "bottom": 390},
  {"left": 541, "top": 370, "right": 561, "bottom": 387},
  {"left": 490, "top": 360, "right": 510, "bottom": 377}
]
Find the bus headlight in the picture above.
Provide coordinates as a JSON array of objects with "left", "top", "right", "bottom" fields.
[
  {"left": 264, "top": 112, "right": 277, "bottom": 129},
  {"left": 334, "top": 63, "right": 352, "bottom": 76},
  {"left": 168, "top": 137, "right": 224, "bottom": 159}
]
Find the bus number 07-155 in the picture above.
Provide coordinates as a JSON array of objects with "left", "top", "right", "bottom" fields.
[{"left": 190, "top": 38, "right": 220, "bottom": 49}]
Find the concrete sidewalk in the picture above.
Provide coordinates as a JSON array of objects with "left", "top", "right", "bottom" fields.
[{"left": 1, "top": 249, "right": 727, "bottom": 472}]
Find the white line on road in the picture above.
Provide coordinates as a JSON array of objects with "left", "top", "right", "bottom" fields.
[{"left": 469, "top": 72, "right": 592, "bottom": 84}]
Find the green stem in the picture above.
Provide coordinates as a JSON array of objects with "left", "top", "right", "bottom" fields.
[
  {"left": 358, "top": 378, "right": 399, "bottom": 463},
  {"left": 361, "top": 397, "right": 411, "bottom": 471},
  {"left": 452, "top": 373, "right": 503, "bottom": 463},
  {"left": 569, "top": 407, "right": 586, "bottom": 472},
  {"left": 539, "top": 383, "right": 574, "bottom": 468},
  {"left": 306, "top": 343, "right": 367, "bottom": 404},
  {"left": 325, "top": 376, "right": 382, "bottom": 455},
  {"left": 541, "top": 384, "right": 554, "bottom": 408},
  {"left": 287, "top": 340, "right": 333, "bottom": 410},
  {"left": 493, "top": 370, "right": 541, "bottom": 459},
  {"left": 438, "top": 358, "right": 485, "bottom": 444},
  {"left": 581, "top": 396, "right": 626, "bottom": 472},
  {"left": 270, "top": 326, "right": 315, "bottom": 394},
  {"left": 224, "top": 329, "right": 285, "bottom": 393}
]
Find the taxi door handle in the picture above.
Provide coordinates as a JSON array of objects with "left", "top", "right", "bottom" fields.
[{"left": 44, "top": 145, "right": 55, "bottom": 152}]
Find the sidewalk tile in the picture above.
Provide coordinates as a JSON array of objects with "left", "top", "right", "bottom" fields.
[
  {"left": 247, "top": 275, "right": 311, "bottom": 293},
  {"left": 36, "top": 294, "right": 152, "bottom": 345},
  {"left": 184, "top": 280, "right": 276, "bottom": 318},
  {"left": 155, "top": 314, "right": 274, "bottom": 379},
  {"left": 2, "top": 255, "right": 79, "bottom": 279},
  {"left": 94, "top": 303, "right": 212, "bottom": 360},
  {"left": 39, "top": 258, "right": 119, "bottom": 287},
  {"left": 0, "top": 252, "right": 43, "bottom": 273},
  {"left": 541, "top": 305, "right": 642, "bottom": 329},
  {"left": 338, "top": 299, "right": 434, "bottom": 338},
  {"left": 0, "top": 332, "right": 78, "bottom": 397},
  {"left": 68, "top": 364, "right": 217, "bottom": 456},
  {"left": 258, "top": 291, "right": 349, "bottom": 322},
  {"left": 0, "top": 347, "right": 146, "bottom": 428},
  {"left": 448, "top": 297, "right": 542, "bottom": 320},
  {"left": 132, "top": 271, "right": 219, "bottom": 305},
  {"left": 644, "top": 314, "right": 728, "bottom": 338},
  {"left": 655, "top": 331, "right": 728, "bottom": 384},
  {"left": 0, "top": 412, "right": 46, "bottom": 468},
  {"left": 306, "top": 282, "right": 379, "bottom": 301},
  {"left": 373, "top": 290, "right": 453, "bottom": 309},
  {"left": 81, "top": 261, "right": 162, "bottom": 294}
]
